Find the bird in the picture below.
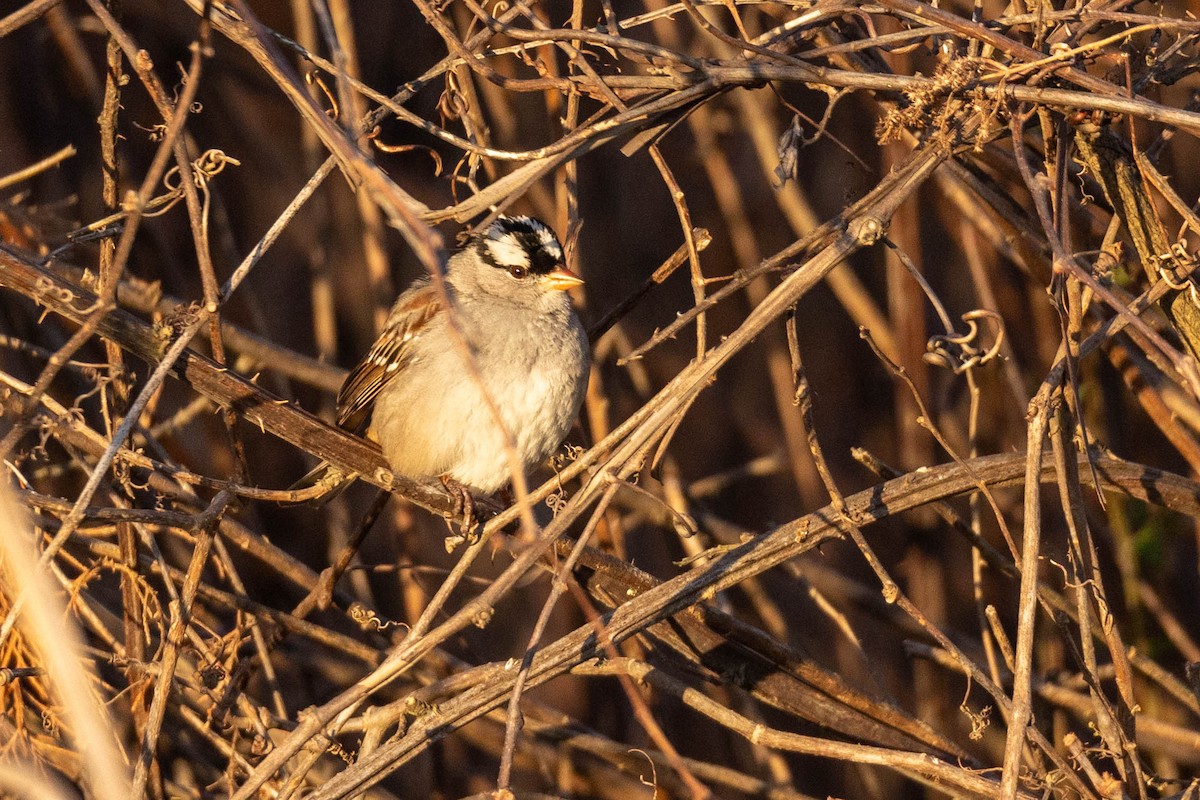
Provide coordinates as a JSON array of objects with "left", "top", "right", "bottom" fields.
[{"left": 293, "top": 215, "right": 590, "bottom": 506}]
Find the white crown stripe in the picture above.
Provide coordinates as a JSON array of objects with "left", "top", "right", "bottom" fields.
[
  {"left": 478, "top": 215, "right": 565, "bottom": 272},
  {"left": 485, "top": 238, "right": 535, "bottom": 268}
]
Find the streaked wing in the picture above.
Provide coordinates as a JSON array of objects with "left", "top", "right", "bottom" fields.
[{"left": 335, "top": 282, "right": 441, "bottom": 434}]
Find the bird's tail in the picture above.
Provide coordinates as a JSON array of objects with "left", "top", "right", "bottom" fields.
[{"left": 285, "top": 461, "right": 356, "bottom": 505}]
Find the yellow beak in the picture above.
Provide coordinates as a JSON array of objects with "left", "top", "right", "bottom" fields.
[{"left": 545, "top": 266, "right": 584, "bottom": 291}]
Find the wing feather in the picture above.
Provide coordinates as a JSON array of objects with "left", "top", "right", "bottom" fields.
[{"left": 335, "top": 282, "right": 441, "bottom": 434}]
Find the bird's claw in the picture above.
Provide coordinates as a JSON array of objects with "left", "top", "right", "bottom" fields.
[{"left": 441, "top": 475, "right": 479, "bottom": 551}]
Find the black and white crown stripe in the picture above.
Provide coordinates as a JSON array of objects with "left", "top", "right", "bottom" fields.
[{"left": 477, "top": 215, "right": 565, "bottom": 275}]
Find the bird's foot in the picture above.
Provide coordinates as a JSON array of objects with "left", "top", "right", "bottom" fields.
[{"left": 440, "top": 475, "right": 479, "bottom": 551}]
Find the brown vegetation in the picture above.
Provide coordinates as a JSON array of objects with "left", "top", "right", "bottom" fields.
[{"left": 1, "top": 0, "right": 1199, "bottom": 797}]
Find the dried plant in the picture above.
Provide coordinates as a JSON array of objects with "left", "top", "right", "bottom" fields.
[{"left": 1, "top": 0, "right": 1199, "bottom": 797}]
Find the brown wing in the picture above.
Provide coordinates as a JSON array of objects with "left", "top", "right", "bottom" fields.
[{"left": 335, "top": 282, "right": 442, "bottom": 434}]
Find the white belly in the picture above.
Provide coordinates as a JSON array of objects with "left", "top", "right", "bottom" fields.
[{"left": 370, "top": 313, "right": 587, "bottom": 493}]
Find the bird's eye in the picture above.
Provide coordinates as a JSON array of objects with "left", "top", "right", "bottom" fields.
[{"left": 509, "top": 265, "right": 528, "bottom": 279}]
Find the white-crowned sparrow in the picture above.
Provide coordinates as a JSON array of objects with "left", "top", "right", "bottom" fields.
[{"left": 297, "top": 215, "right": 590, "bottom": 498}]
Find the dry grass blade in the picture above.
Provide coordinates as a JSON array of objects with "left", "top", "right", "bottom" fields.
[{"left": 0, "top": 484, "right": 132, "bottom": 799}]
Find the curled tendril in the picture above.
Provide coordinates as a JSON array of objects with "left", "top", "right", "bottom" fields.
[
  {"left": 545, "top": 490, "right": 567, "bottom": 516},
  {"left": 348, "top": 602, "right": 407, "bottom": 632},
  {"left": 961, "top": 702, "right": 992, "bottom": 741},
  {"left": 367, "top": 127, "right": 445, "bottom": 175},
  {"left": 193, "top": 149, "right": 241, "bottom": 180},
  {"left": 135, "top": 122, "right": 169, "bottom": 143},
  {"left": 305, "top": 70, "right": 340, "bottom": 121},
  {"left": 1152, "top": 239, "right": 1200, "bottom": 305},
  {"left": 161, "top": 149, "right": 242, "bottom": 195},
  {"left": 438, "top": 71, "right": 470, "bottom": 123},
  {"left": 924, "top": 309, "right": 1006, "bottom": 374}
]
